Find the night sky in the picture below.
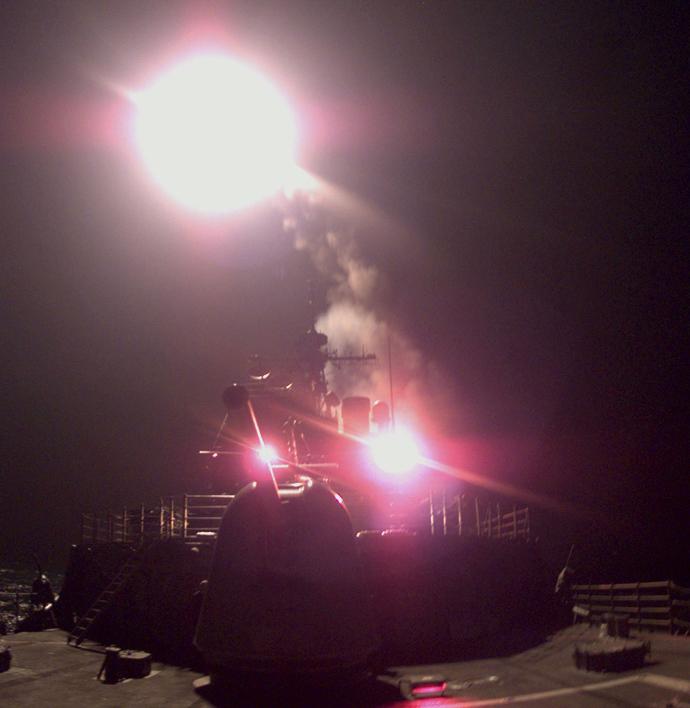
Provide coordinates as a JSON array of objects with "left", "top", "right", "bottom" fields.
[{"left": 1, "top": 1, "right": 687, "bottom": 580}]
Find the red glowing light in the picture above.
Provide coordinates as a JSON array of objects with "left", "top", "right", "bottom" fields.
[
  {"left": 399, "top": 676, "right": 449, "bottom": 700},
  {"left": 411, "top": 682, "right": 447, "bottom": 697}
]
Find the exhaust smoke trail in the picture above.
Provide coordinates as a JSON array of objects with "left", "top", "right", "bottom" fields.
[{"left": 282, "top": 189, "right": 458, "bottom": 436}]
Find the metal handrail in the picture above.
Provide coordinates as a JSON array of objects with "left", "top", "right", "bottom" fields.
[
  {"left": 571, "top": 580, "right": 690, "bottom": 635},
  {"left": 81, "top": 494, "right": 236, "bottom": 544}
]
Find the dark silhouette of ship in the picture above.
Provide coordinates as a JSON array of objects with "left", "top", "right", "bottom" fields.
[{"left": 53, "top": 318, "right": 549, "bottom": 681}]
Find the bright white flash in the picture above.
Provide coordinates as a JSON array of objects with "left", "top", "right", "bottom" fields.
[
  {"left": 134, "top": 54, "right": 297, "bottom": 213},
  {"left": 371, "top": 430, "right": 419, "bottom": 475},
  {"left": 257, "top": 445, "right": 278, "bottom": 464}
]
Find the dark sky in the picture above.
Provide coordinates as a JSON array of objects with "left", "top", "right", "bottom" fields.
[{"left": 1, "top": 1, "right": 687, "bottom": 577}]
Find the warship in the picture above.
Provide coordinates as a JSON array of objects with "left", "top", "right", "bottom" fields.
[
  {"left": 43, "top": 310, "right": 549, "bottom": 667},
  {"left": 3, "top": 320, "right": 690, "bottom": 706}
]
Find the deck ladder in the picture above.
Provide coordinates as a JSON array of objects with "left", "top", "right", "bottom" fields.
[{"left": 67, "top": 550, "right": 143, "bottom": 646}]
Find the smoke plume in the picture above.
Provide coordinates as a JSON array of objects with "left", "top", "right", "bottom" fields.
[{"left": 282, "top": 189, "right": 457, "bottom": 435}]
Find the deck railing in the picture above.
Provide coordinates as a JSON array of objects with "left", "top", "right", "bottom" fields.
[
  {"left": 0, "top": 591, "right": 33, "bottom": 629},
  {"left": 478, "top": 503, "right": 530, "bottom": 540},
  {"left": 570, "top": 580, "right": 690, "bottom": 635},
  {"left": 80, "top": 494, "right": 235, "bottom": 544},
  {"left": 81, "top": 492, "right": 532, "bottom": 544},
  {"left": 428, "top": 492, "right": 531, "bottom": 539}
]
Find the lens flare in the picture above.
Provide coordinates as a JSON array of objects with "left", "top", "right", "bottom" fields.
[
  {"left": 371, "top": 430, "right": 419, "bottom": 476},
  {"left": 134, "top": 54, "right": 297, "bottom": 213},
  {"left": 257, "top": 445, "right": 278, "bottom": 464}
]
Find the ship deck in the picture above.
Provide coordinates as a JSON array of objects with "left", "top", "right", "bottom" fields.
[{"left": 1, "top": 625, "right": 689, "bottom": 707}]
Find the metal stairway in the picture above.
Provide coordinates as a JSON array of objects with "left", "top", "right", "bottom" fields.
[{"left": 67, "top": 549, "right": 143, "bottom": 646}]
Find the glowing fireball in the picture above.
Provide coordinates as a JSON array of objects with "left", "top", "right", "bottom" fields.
[{"left": 134, "top": 54, "right": 298, "bottom": 213}]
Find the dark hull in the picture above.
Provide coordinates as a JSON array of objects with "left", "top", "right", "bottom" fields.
[{"left": 54, "top": 532, "right": 553, "bottom": 668}]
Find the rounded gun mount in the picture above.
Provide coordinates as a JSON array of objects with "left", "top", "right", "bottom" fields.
[{"left": 195, "top": 384, "right": 380, "bottom": 678}]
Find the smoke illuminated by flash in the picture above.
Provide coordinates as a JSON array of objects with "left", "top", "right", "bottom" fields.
[{"left": 283, "top": 190, "right": 457, "bottom": 435}]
